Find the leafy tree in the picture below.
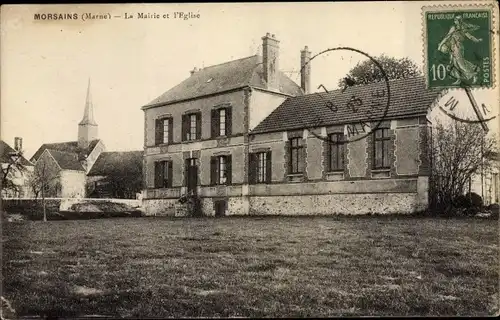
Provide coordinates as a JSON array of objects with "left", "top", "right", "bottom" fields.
[
  {"left": 338, "top": 54, "right": 422, "bottom": 88},
  {"left": 429, "top": 120, "right": 497, "bottom": 214}
]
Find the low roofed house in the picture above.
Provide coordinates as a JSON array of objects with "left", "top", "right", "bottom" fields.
[
  {"left": 34, "top": 149, "right": 86, "bottom": 198},
  {"left": 248, "top": 76, "right": 442, "bottom": 215},
  {"left": 1, "top": 137, "right": 34, "bottom": 198},
  {"left": 87, "top": 151, "right": 143, "bottom": 199}
]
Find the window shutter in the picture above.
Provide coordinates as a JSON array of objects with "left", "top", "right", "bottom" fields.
[
  {"left": 168, "top": 118, "right": 173, "bottom": 144},
  {"left": 167, "top": 161, "right": 173, "bottom": 187},
  {"left": 182, "top": 115, "right": 188, "bottom": 141},
  {"left": 154, "top": 161, "right": 161, "bottom": 188},
  {"left": 196, "top": 112, "right": 202, "bottom": 140},
  {"left": 211, "top": 109, "right": 218, "bottom": 138},
  {"left": 210, "top": 156, "right": 217, "bottom": 186},
  {"left": 266, "top": 151, "right": 272, "bottom": 183},
  {"left": 155, "top": 119, "right": 162, "bottom": 145},
  {"left": 285, "top": 140, "right": 292, "bottom": 174},
  {"left": 300, "top": 142, "right": 306, "bottom": 173},
  {"left": 226, "top": 107, "right": 232, "bottom": 136},
  {"left": 226, "top": 155, "right": 232, "bottom": 185},
  {"left": 248, "top": 153, "right": 256, "bottom": 184}
]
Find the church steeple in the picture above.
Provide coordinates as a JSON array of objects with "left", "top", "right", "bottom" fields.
[{"left": 78, "top": 78, "right": 98, "bottom": 149}]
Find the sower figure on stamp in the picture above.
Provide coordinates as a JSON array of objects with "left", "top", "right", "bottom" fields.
[{"left": 438, "top": 15, "right": 483, "bottom": 85}]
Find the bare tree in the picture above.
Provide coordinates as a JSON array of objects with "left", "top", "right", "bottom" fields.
[
  {"left": 1, "top": 149, "right": 28, "bottom": 197},
  {"left": 28, "top": 160, "right": 60, "bottom": 222},
  {"left": 429, "top": 119, "right": 497, "bottom": 213}
]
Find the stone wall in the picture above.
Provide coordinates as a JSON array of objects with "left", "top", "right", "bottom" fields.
[{"left": 248, "top": 193, "right": 419, "bottom": 215}]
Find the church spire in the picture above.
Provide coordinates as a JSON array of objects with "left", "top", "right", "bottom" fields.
[
  {"left": 78, "top": 78, "right": 98, "bottom": 149},
  {"left": 79, "top": 78, "right": 97, "bottom": 126}
]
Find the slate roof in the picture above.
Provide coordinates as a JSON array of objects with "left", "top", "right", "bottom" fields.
[
  {"left": 251, "top": 76, "right": 443, "bottom": 134},
  {"left": 87, "top": 151, "right": 143, "bottom": 176},
  {"left": 0, "top": 140, "right": 33, "bottom": 166},
  {"left": 31, "top": 139, "right": 101, "bottom": 163},
  {"left": 46, "top": 149, "right": 85, "bottom": 171},
  {"left": 143, "top": 55, "right": 303, "bottom": 108}
]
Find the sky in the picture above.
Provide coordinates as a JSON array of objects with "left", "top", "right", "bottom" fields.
[{"left": 1, "top": 2, "right": 499, "bottom": 159}]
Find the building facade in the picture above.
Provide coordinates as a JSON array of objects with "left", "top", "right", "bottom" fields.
[{"left": 142, "top": 33, "right": 442, "bottom": 216}]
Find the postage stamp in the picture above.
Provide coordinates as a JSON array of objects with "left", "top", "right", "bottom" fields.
[{"left": 423, "top": 5, "right": 495, "bottom": 89}]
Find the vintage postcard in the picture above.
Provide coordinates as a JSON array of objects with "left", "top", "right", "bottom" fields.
[{"left": 1, "top": 1, "right": 499, "bottom": 318}]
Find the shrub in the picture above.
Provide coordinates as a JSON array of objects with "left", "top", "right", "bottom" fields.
[
  {"left": 453, "top": 193, "right": 483, "bottom": 209},
  {"left": 465, "top": 192, "right": 483, "bottom": 208}
]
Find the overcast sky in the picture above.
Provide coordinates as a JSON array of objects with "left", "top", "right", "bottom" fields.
[{"left": 1, "top": 2, "right": 499, "bottom": 158}]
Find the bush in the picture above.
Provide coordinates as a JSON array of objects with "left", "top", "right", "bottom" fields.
[{"left": 454, "top": 193, "right": 483, "bottom": 209}]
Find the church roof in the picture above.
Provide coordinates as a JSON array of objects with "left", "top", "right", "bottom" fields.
[
  {"left": 142, "top": 55, "right": 303, "bottom": 109},
  {"left": 251, "top": 76, "right": 442, "bottom": 134},
  {"left": 87, "top": 151, "right": 143, "bottom": 176},
  {"left": 31, "top": 139, "right": 101, "bottom": 163},
  {"left": 0, "top": 140, "right": 33, "bottom": 167},
  {"left": 45, "top": 149, "right": 85, "bottom": 171}
]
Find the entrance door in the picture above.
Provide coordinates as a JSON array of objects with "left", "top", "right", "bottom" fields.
[{"left": 185, "top": 158, "right": 198, "bottom": 194}]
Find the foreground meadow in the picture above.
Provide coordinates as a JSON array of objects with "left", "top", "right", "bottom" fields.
[{"left": 2, "top": 216, "right": 499, "bottom": 317}]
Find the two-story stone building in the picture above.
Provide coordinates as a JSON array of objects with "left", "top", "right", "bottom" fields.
[
  {"left": 142, "top": 33, "right": 442, "bottom": 216},
  {"left": 142, "top": 33, "right": 305, "bottom": 215}
]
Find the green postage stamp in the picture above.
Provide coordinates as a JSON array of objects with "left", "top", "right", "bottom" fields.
[{"left": 423, "top": 6, "right": 494, "bottom": 89}]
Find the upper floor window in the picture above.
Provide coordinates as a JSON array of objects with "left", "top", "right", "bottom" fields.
[
  {"left": 211, "top": 155, "right": 232, "bottom": 185},
  {"left": 182, "top": 112, "right": 201, "bottom": 141},
  {"left": 328, "top": 133, "right": 345, "bottom": 171},
  {"left": 211, "top": 106, "right": 232, "bottom": 138},
  {"left": 155, "top": 117, "right": 173, "bottom": 145},
  {"left": 154, "top": 160, "right": 172, "bottom": 188},
  {"left": 373, "top": 128, "right": 391, "bottom": 169},
  {"left": 289, "top": 137, "right": 304, "bottom": 174},
  {"left": 249, "top": 151, "right": 272, "bottom": 184}
]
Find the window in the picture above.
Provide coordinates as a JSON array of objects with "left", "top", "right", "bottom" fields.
[
  {"left": 155, "top": 117, "right": 173, "bottom": 145},
  {"left": 373, "top": 128, "right": 391, "bottom": 169},
  {"left": 154, "top": 160, "right": 172, "bottom": 188},
  {"left": 219, "top": 109, "right": 226, "bottom": 136},
  {"left": 182, "top": 112, "right": 201, "bottom": 141},
  {"left": 211, "top": 107, "right": 232, "bottom": 138},
  {"left": 249, "top": 151, "right": 272, "bottom": 184},
  {"left": 328, "top": 133, "right": 345, "bottom": 171},
  {"left": 211, "top": 155, "right": 232, "bottom": 185},
  {"left": 289, "top": 137, "right": 304, "bottom": 174}
]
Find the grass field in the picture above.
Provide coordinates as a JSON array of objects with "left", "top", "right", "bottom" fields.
[{"left": 2, "top": 216, "right": 499, "bottom": 317}]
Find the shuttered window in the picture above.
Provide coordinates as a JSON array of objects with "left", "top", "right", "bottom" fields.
[
  {"left": 210, "top": 155, "right": 232, "bottom": 185},
  {"left": 154, "top": 160, "right": 172, "bottom": 188},
  {"left": 211, "top": 107, "right": 232, "bottom": 138},
  {"left": 182, "top": 112, "right": 201, "bottom": 141},
  {"left": 155, "top": 117, "right": 173, "bottom": 145},
  {"left": 249, "top": 151, "right": 272, "bottom": 184}
]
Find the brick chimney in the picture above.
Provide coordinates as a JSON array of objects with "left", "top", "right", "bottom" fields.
[
  {"left": 190, "top": 67, "right": 199, "bottom": 76},
  {"left": 14, "top": 137, "right": 22, "bottom": 152},
  {"left": 262, "top": 33, "right": 280, "bottom": 91},
  {"left": 300, "top": 46, "right": 311, "bottom": 94}
]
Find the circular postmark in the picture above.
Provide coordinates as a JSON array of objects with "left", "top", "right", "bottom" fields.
[
  {"left": 436, "top": 83, "right": 497, "bottom": 129},
  {"left": 297, "top": 47, "right": 391, "bottom": 144}
]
